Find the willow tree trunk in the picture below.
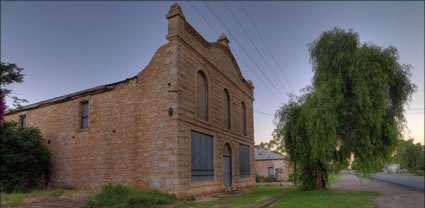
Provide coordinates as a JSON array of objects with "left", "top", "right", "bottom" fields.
[
  {"left": 314, "top": 165, "right": 326, "bottom": 190},
  {"left": 294, "top": 161, "right": 297, "bottom": 186}
]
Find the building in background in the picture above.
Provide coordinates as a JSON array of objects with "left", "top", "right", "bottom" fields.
[
  {"left": 5, "top": 3, "right": 255, "bottom": 197},
  {"left": 255, "top": 146, "right": 292, "bottom": 181}
]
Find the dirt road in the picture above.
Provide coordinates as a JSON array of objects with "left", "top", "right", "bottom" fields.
[{"left": 331, "top": 174, "right": 424, "bottom": 208}]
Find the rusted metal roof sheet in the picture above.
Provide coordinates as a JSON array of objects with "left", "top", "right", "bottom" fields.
[
  {"left": 255, "top": 149, "right": 287, "bottom": 160},
  {"left": 6, "top": 76, "right": 137, "bottom": 115}
]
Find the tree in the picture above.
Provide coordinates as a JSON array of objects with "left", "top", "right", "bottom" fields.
[
  {"left": 258, "top": 132, "right": 286, "bottom": 155},
  {"left": 392, "top": 138, "right": 424, "bottom": 173},
  {"left": 274, "top": 28, "right": 416, "bottom": 190},
  {"left": 0, "top": 62, "right": 51, "bottom": 192},
  {"left": 0, "top": 121, "right": 51, "bottom": 192},
  {"left": 0, "top": 62, "right": 28, "bottom": 111}
]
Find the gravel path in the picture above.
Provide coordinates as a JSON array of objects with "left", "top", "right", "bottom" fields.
[{"left": 331, "top": 174, "right": 424, "bottom": 208}]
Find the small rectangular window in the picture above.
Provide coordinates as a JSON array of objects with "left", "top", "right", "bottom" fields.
[
  {"left": 239, "top": 144, "right": 250, "bottom": 178},
  {"left": 19, "top": 115, "right": 26, "bottom": 127},
  {"left": 80, "top": 102, "right": 89, "bottom": 129},
  {"left": 268, "top": 167, "right": 274, "bottom": 177}
]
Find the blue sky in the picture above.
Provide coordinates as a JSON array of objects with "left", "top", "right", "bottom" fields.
[{"left": 2, "top": 1, "right": 423, "bottom": 144}]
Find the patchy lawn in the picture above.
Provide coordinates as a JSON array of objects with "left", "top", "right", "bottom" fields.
[
  {"left": 1, "top": 184, "right": 378, "bottom": 208},
  {"left": 177, "top": 186, "right": 294, "bottom": 208},
  {"left": 270, "top": 190, "right": 379, "bottom": 208},
  {"left": 1, "top": 188, "right": 97, "bottom": 208}
]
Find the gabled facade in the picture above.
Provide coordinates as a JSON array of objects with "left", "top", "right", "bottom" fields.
[{"left": 4, "top": 3, "right": 255, "bottom": 197}]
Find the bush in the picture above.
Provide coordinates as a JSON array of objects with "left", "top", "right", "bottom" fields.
[
  {"left": 288, "top": 173, "right": 295, "bottom": 182},
  {"left": 84, "top": 184, "right": 180, "bottom": 208},
  {"left": 256, "top": 174, "right": 260, "bottom": 183},
  {"left": 0, "top": 121, "right": 51, "bottom": 193},
  {"left": 415, "top": 170, "right": 424, "bottom": 176},
  {"left": 185, "top": 194, "right": 195, "bottom": 201},
  {"left": 263, "top": 176, "right": 278, "bottom": 183}
]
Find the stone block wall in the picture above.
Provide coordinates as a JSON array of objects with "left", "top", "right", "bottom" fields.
[{"left": 5, "top": 2, "right": 256, "bottom": 197}]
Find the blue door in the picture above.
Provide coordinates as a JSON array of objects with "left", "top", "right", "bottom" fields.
[{"left": 223, "top": 156, "right": 231, "bottom": 187}]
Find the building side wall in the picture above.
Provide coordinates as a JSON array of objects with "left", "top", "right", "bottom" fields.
[
  {"left": 4, "top": 41, "right": 179, "bottom": 192},
  {"left": 5, "top": 80, "right": 140, "bottom": 189},
  {"left": 255, "top": 160, "right": 292, "bottom": 181}
]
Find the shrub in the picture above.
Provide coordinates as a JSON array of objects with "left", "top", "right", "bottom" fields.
[
  {"left": 84, "top": 184, "right": 179, "bottom": 208},
  {"left": 263, "top": 176, "right": 278, "bottom": 183},
  {"left": 186, "top": 194, "right": 195, "bottom": 201},
  {"left": 0, "top": 121, "right": 51, "bottom": 193},
  {"left": 288, "top": 173, "right": 295, "bottom": 182}
]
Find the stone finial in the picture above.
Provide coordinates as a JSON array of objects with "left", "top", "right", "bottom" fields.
[
  {"left": 217, "top": 33, "right": 230, "bottom": 47},
  {"left": 166, "top": 3, "right": 185, "bottom": 20}
]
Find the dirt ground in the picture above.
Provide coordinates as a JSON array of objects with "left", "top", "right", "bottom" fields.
[
  {"left": 11, "top": 189, "right": 97, "bottom": 208},
  {"left": 331, "top": 174, "right": 425, "bottom": 208}
]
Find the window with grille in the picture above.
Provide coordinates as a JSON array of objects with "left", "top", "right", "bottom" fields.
[
  {"left": 239, "top": 144, "right": 250, "bottom": 178},
  {"left": 191, "top": 131, "right": 214, "bottom": 182}
]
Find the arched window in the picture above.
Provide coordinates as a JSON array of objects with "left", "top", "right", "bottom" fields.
[
  {"left": 223, "top": 89, "right": 231, "bottom": 130},
  {"left": 196, "top": 71, "right": 208, "bottom": 121},
  {"left": 241, "top": 102, "right": 247, "bottom": 136}
]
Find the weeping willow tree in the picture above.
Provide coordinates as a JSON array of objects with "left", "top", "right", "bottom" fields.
[{"left": 274, "top": 28, "right": 416, "bottom": 190}]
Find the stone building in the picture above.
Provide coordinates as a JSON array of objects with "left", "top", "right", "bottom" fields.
[
  {"left": 255, "top": 147, "right": 293, "bottom": 181},
  {"left": 4, "top": 3, "right": 255, "bottom": 197}
]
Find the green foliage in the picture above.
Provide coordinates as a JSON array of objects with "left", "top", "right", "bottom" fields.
[
  {"left": 84, "top": 184, "right": 179, "bottom": 208},
  {"left": 392, "top": 138, "right": 424, "bottom": 172},
  {"left": 0, "top": 121, "right": 51, "bottom": 193},
  {"left": 274, "top": 28, "right": 416, "bottom": 190},
  {"left": 0, "top": 122, "right": 51, "bottom": 193},
  {"left": 6, "top": 193, "right": 25, "bottom": 208},
  {"left": 186, "top": 194, "right": 196, "bottom": 201},
  {"left": 259, "top": 131, "right": 286, "bottom": 155},
  {"left": 263, "top": 176, "right": 278, "bottom": 183},
  {"left": 0, "top": 62, "right": 27, "bottom": 109},
  {"left": 270, "top": 190, "right": 378, "bottom": 208}
]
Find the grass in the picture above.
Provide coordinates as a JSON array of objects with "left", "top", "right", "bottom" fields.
[
  {"left": 84, "top": 184, "right": 181, "bottom": 208},
  {"left": 1, "top": 188, "right": 83, "bottom": 208},
  {"left": 44, "top": 189, "right": 65, "bottom": 200},
  {"left": 177, "top": 186, "right": 295, "bottom": 208},
  {"left": 270, "top": 190, "right": 379, "bottom": 208},
  {"left": 2, "top": 193, "right": 25, "bottom": 208},
  {"left": 1, "top": 184, "right": 379, "bottom": 208}
]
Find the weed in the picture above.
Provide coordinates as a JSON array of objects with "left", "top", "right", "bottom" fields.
[
  {"left": 7, "top": 193, "right": 24, "bottom": 208},
  {"left": 84, "top": 184, "right": 179, "bottom": 208}
]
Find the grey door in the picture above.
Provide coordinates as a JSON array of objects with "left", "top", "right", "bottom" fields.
[{"left": 223, "top": 156, "right": 231, "bottom": 187}]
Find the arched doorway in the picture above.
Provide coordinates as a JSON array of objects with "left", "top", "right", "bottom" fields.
[{"left": 223, "top": 143, "right": 232, "bottom": 187}]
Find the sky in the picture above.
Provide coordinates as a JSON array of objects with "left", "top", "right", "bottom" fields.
[{"left": 1, "top": 1, "right": 424, "bottom": 145}]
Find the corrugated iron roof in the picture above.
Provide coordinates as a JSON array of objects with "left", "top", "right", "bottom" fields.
[
  {"left": 6, "top": 76, "right": 137, "bottom": 115},
  {"left": 255, "top": 149, "right": 286, "bottom": 160}
]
